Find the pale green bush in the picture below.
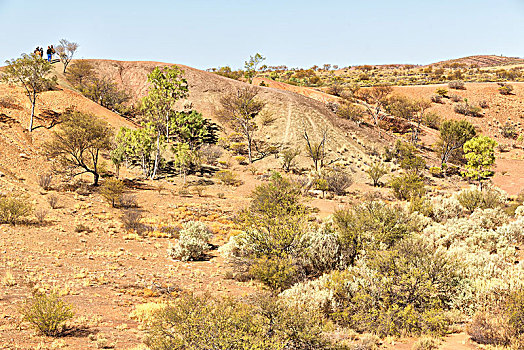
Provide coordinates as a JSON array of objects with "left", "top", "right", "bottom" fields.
[
  {"left": 167, "top": 221, "right": 212, "bottom": 261},
  {"left": 412, "top": 337, "right": 441, "bottom": 350},
  {"left": 430, "top": 195, "right": 464, "bottom": 222}
]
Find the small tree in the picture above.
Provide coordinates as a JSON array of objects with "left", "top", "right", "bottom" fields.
[
  {"left": 142, "top": 66, "right": 188, "bottom": 179},
  {"left": 303, "top": 129, "right": 327, "bottom": 172},
  {"left": 356, "top": 85, "right": 393, "bottom": 138},
  {"left": 463, "top": 136, "right": 497, "bottom": 189},
  {"left": 219, "top": 87, "right": 265, "bottom": 163},
  {"left": 244, "top": 53, "right": 266, "bottom": 84},
  {"left": 2, "top": 53, "right": 56, "bottom": 131},
  {"left": 55, "top": 39, "right": 79, "bottom": 73},
  {"left": 99, "top": 178, "right": 126, "bottom": 207},
  {"left": 114, "top": 124, "right": 159, "bottom": 178},
  {"left": 366, "top": 162, "right": 388, "bottom": 186},
  {"left": 438, "top": 120, "right": 476, "bottom": 168},
  {"left": 45, "top": 111, "right": 112, "bottom": 186},
  {"left": 281, "top": 148, "right": 301, "bottom": 172},
  {"left": 66, "top": 60, "right": 95, "bottom": 87}
]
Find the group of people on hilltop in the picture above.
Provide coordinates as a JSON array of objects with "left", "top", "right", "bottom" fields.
[{"left": 33, "top": 45, "right": 55, "bottom": 62}]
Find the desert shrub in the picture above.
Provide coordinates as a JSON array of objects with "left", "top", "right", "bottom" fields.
[
  {"left": 430, "top": 94, "right": 443, "bottom": 104},
  {"left": 281, "top": 148, "right": 301, "bottom": 172},
  {"left": 365, "top": 162, "right": 388, "bottom": 187},
  {"left": 479, "top": 100, "right": 489, "bottom": 108},
  {"left": 468, "top": 310, "right": 511, "bottom": 346},
  {"left": 454, "top": 103, "right": 482, "bottom": 117},
  {"left": 389, "top": 173, "right": 425, "bottom": 200},
  {"left": 333, "top": 201, "right": 419, "bottom": 263},
  {"left": 352, "top": 334, "right": 381, "bottom": 350},
  {"left": 249, "top": 255, "right": 299, "bottom": 291},
  {"left": 456, "top": 187, "right": 505, "bottom": 212},
  {"left": 192, "top": 185, "right": 205, "bottom": 197},
  {"left": 120, "top": 194, "right": 138, "bottom": 208},
  {"left": 499, "top": 83, "right": 514, "bottom": 95},
  {"left": 234, "top": 155, "right": 247, "bottom": 165},
  {"left": 412, "top": 337, "right": 441, "bottom": 350},
  {"left": 429, "top": 166, "right": 442, "bottom": 177},
  {"left": 429, "top": 195, "right": 465, "bottom": 222},
  {"left": 394, "top": 141, "right": 425, "bottom": 174},
  {"left": 220, "top": 177, "right": 313, "bottom": 288},
  {"left": 99, "top": 178, "right": 125, "bottom": 207},
  {"left": 423, "top": 112, "right": 441, "bottom": 129},
  {"left": 467, "top": 289, "right": 524, "bottom": 347},
  {"left": 449, "top": 93, "right": 462, "bottom": 102},
  {"left": 199, "top": 144, "right": 222, "bottom": 165},
  {"left": 323, "top": 167, "right": 353, "bottom": 195},
  {"left": 0, "top": 196, "right": 33, "bottom": 225},
  {"left": 34, "top": 208, "right": 48, "bottom": 224},
  {"left": 501, "top": 122, "right": 519, "bottom": 139},
  {"left": 20, "top": 292, "right": 74, "bottom": 337},
  {"left": 121, "top": 210, "right": 145, "bottom": 234},
  {"left": 215, "top": 170, "right": 240, "bottom": 186},
  {"left": 337, "top": 102, "right": 365, "bottom": 123},
  {"left": 330, "top": 237, "right": 462, "bottom": 337},
  {"left": 448, "top": 80, "right": 465, "bottom": 90},
  {"left": 167, "top": 221, "right": 212, "bottom": 261},
  {"left": 144, "top": 293, "right": 330, "bottom": 350},
  {"left": 74, "top": 223, "right": 92, "bottom": 233},
  {"left": 435, "top": 88, "right": 448, "bottom": 97},
  {"left": 47, "top": 194, "right": 59, "bottom": 209},
  {"left": 38, "top": 173, "right": 53, "bottom": 190}
]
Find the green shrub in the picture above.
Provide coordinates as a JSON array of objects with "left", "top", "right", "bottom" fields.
[
  {"left": 365, "top": 162, "right": 388, "bottom": 187},
  {"left": 280, "top": 148, "right": 301, "bottom": 172},
  {"left": 435, "top": 88, "right": 448, "bottom": 97},
  {"left": 499, "top": 83, "right": 514, "bottom": 95},
  {"left": 389, "top": 173, "right": 425, "bottom": 200},
  {"left": 429, "top": 166, "right": 442, "bottom": 177},
  {"left": 423, "top": 112, "right": 442, "bottom": 129},
  {"left": 333, "top": 201, "right": 419, "bottom": 264},
  {"left": 331, "top": 237, "right": 462, "bottom": 337},
  {"left": 20, "top": 292, "right": 74, "bottom": 337},
  {"left": 167, "top": 221, "right": 212, "bottom": 261},
  {"left": 143, "top": 293, "right": 330, "bottom": 350},
  {"left": 99, "top": 178, "right": 125, "bottom": 207},
  {"left": 0, "top": 196, "right": 33, "bottom": 225},
  {"left": 215, "top": 170, "right": 240, "bottom": 186},
  {"left": 456, "top": 187, "right": 505, "bottom": 212},
  {"left": 249, "top": 255, "right": 299, "bottom": 292}
]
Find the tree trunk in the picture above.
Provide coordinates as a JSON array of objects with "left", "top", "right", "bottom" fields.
[
  {"left": 30, "top": 97, "right": 36, "bottom": 132},
  {"left": 93, "top": 172, "right": 100, "bottom": 186},
  {"left": 151, "top": 131, "right": 161, "bottom": 180},
  {"left": 246, "top": 134, "right": 253, "bottom": 163}
]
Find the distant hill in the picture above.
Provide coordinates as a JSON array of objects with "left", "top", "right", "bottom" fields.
[{"left": 430, "top": 55, "right": 524, "bottom": 68}]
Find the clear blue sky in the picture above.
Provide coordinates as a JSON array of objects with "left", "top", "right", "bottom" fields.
[{"left": 1, "top": 0, "right": 523, "bottom": 69}]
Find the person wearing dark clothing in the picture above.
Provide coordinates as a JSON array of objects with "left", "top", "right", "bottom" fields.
[{"left": 46, "top": 46, "right": 53, "bottom": 62}]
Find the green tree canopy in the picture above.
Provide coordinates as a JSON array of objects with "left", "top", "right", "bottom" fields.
[
  {"left": 2, "top": 53, "right": 57, "bottom": 131},
  {"left": 46, "top": 112, "right": 112, "bottom": 185},
  {"left": 438, "top": 120, "right": 476, "bottom": 167},
  {"left": 463, "top": 135, "right": 497, "bottom": 187}
]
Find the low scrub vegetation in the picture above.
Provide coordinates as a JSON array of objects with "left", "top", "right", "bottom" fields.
[
  {"left": 0, "top": 196, "right": 33, "bottom": 225},
  {"left": 20, "top": 292, "right": 74, "bottom": 337}
]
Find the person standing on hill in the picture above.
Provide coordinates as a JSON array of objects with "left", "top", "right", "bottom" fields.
[
  {"left": 39, "top": 47, "right": 44, "bottom": 58},
  {"left": 46, "top": 45, "right": 56, "bottom": 62}
]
